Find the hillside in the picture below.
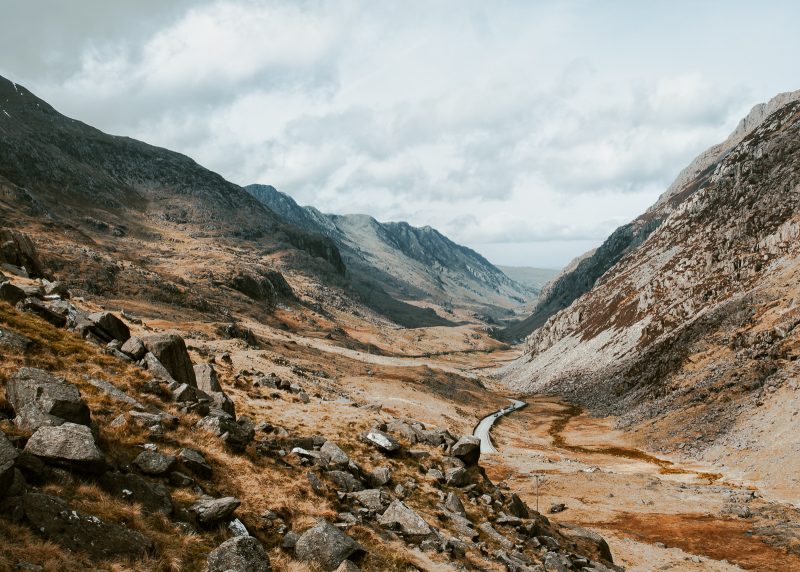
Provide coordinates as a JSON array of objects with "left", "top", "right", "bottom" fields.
[
  {"left": 500, "top": 89, "right": 800, "bottom": 343},
  {"left": 502, "top": 93, "right": 800, "bottom": 499},
  {"left": 246, "top": 185, "right": 532, "bottom": 321}
]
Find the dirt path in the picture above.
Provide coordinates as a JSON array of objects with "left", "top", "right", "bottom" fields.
[{"left": 481, "top": 396, "right": 800, "bottom": 571}]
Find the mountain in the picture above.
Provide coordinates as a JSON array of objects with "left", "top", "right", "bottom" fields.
[
  {"left": 246, "top": 184, "right": 532, "bottom": 321},
  {"left": 501, "top": 92, "right": 800, "bottom": 495},
  {"left": 496, "top": 265, "right": 559, "bottom": 295},
  {"left": 500, "top": 89, "right": 800, "bottom": 343}
]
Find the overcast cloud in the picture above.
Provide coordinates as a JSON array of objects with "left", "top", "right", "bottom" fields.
[{"left": 2, "top": 0, "right": 798, "bottom": 267}]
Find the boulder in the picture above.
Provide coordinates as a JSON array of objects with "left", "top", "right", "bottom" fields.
[
  {"left": 24, "top": 423, "right": 106, "bottom": 473},
  {"left": 42, "top": 280, "right": 69, "bottom": 298},
  {"left": 348, "top": 489, "right": 389, "bottom": 513},
  {"left": 1, "top": 431, "right": 19, "bottom": 496},
  {"left": 451, "top": 436, "right": 481, "bottom": 466},
  {"left": 445, "top": 466, "right": 469, "bottom": 487},
  {"left": 559, "top": 523, "right": 614, "bottom": 563},
  {"left": 294, "top": 519, "right": 365, "bottom": 571},
  {"left": 365, "top": 430, "right": 400, "bottom": 454},
  {"left": 190, "top": 496, "right": 241, "bottom": 526},
  {"left": 140, "top": 334, "right": 196, "bottom": 387},
  {"left": 0, "top": 229, "right": 44, "bottom": 277},
  {"left": 326, "top": 470, "right": 364, "bottom": 493},
  {"left": 0, "top": 281, "right": 26, "bottom": 305},
  {"left": 86, "top": 312, "right": 130, "bottom": 343},
  {"left": 22, "top": 492, "right": 153, "bottom": 558},
  {"left": 98, "top": 471, "right": 173, "bottom": 515},
  {"left": 6, "top": 368, "right": 90, "bottom": 430},
  {"left": 197, "top": 413, "right": 253, "bottom": 452},
  {"left": 205, "top": 535, "right": 271, "bottom": 572},
  {"left": 444, "top": 492, "right": 466, "bottom": 517},
  {"left": 133, "top": 450, "right": 176, "bottom": 476},
  {"left": 178, "top": 448, "right": 213, "bottom": 479},
  {"left": 120, "top": 336, "right": 147, "bottom": 360},
  {"left": 209, "top": 390, "right": 236, "bottom": 418},
  {"left": 508, "top": 493, "right": 531, "bottom": 519},
  {"left": 87, "top": 378, "right": 143, "bottom": 409},
  {"left": 378, "top": 500, "right": 434, "bottom": 539},
  {"left": 320, "top": 441, "right": 350, "bottom": 468},
  {"left": 18, "top": 298, "right": 67, "bottom": 327},
  {"left": 0, "top": 327, "right": 33, "bottom": 352},
  {"left": 194, "top": 364, "right": 222, "bottom": 393},
  {"left": 334, "top": 561, "right": 360, "bottom": 572},
  {"left": 368, "top": 466, "right": 392, "bottom": 487},
  {"left": 478, "top": 522, "right": 514, "bottom": 550},
  {"left": 144, "top": 352, "right": 177, "bottom": 384}
]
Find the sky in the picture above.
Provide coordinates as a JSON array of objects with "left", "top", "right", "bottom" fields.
[{"left": 1, "top": 1, "right": 798, "bottom": 268}]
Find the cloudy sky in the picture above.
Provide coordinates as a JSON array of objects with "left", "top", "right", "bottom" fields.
[{"left": 2, "top": 1, "right": 798, "bottom": 267}]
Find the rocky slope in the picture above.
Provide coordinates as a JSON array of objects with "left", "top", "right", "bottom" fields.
[
  {"left": 502, "top": 94, "right": 800, "bottom": 497},
  {"left": 495, "top": 266, "right": 558, "bottom": 295},
  {"left": 500, "top": 89, "right": 800, "bottom": 342},
  {"left": 247, "top": 185, "right": 532, "bottom": 321}
]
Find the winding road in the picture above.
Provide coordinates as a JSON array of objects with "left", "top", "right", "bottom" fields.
[{"left": 473, "top": 398, "right": 527, "bottom": 453}]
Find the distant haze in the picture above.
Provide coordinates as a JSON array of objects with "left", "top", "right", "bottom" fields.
[{"left": 1, "top": 1, "right": 798, "bottom": 266}]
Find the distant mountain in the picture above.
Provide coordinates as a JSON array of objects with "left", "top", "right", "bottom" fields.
[
  {"left": 247, "top": 185, "right": 532, "bottom": 320},
  {"left": 501, "top": 92, "right": 800, "bottom": 489},
  {"left": 499, "top": 89, "right": 800, "bottom": 343},
  {"left": 496, "top": 266, "right": 558, "bottom": 295}
]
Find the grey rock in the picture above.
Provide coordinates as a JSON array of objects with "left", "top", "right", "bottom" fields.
[
  {"left": 190, "top": 496, "right": 240, "bottom": 525},
  {"left": 197, "top": 413, "right": 253, "bottom": 452},
  {"left": 320, "top": 441, "right": 350, "bottom": 467},
  {"left": 334, "top": 561, "right": 360, "bottom": 572},
  {"left": 178, "top": 448, "right": 212, "bottom": 479},
  {"left": 348, "top": 489, "right": 389, "bottom": 512},
  {"left": 22, "top": 492, "right": 153, "bottom": 558},
  {"left": 120, "top": 336, "right": 146, "bottom": 360},
  {"left": 99, "top": 471, "right": 173, "bottom": 515},
  {"left": 281, "top": 531, "right": 300, "bottom": 549},
  {"left": 194, "top": 363, "right": 222, "bottom": 393},
  {"left": 0, "top": 281, "right": 26, "bottom": 305},
  {"left": 42, "top": 280, "right": 69, "bottom": 298},
  {"left": 451, "top": 436, "right": 481, "bottom": 465},
  {"left": 133, "top": 450, "right": 176, "bottom": 475},
  {"left": 169, "top": 471, "right": 194, "bottom": 487},
  {"left": 365, "top": 430, "right": 400, "bottom": 453},
  {"left": 478, "top": 522, "right": 514, "bottom": 550},
  {"left": 0, "top": 229, "right": 44, "bottom": 278},
  {"left": 426, "top": 468, "right": 444, "bottom": 482},
  {"left": 378, "top": 500, "right": 433, "bottom": 538},
  {"left": 87, "top": 378, "right": 143, "bottom": 409},
  {"left": 18, "top": 298, "right": 66, "bottom": 327},
  {"left": 7, "top": 368, "right": 90, "bottom": 430},
  {"left": 543, "top": 551, "right": 569, "bottom": 572},
  {"left": 294, "top": 519, "right": 365, "bottom": 571},
  {"left": 508, "top": 493, "right": 531, "bottom": 519},
  {"left": 326, "top": 470, "right": 364, "bottom": 492},
  {"left": 24, "top": 423, "right": 106, "bottom": 473},
  {"left": 87, "top": 312, "right": 130, "bottom": 342},
  {"left": 368, "top": 466, "right": 392, "bottom": 487},
  {"left": 144, "top": 352, "right": 177, "bottom": 384},
  {"left": 1, "top": 431, "right": 19, "bottom": 496},
  {"left": 0, "top": 327, "right": 32, "bottom": 352},
  {"left": 445, "top": 466, "right": 469, "bottom": 487},
  {"left": 205, "top": 535, "right": 271, "bottom": 572},
  {"left": 444, "top": 491, "right": 466, "bottom": 517},
  {"left": 141, "top": 333, "right": 196, "bottom": 387},
  {"left": 209, "top": 390, "right": 236, "bottom": 417}
]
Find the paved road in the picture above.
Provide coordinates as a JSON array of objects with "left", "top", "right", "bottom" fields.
[{"left": 473, "top": 398, "right": 527, "bottom": 453}]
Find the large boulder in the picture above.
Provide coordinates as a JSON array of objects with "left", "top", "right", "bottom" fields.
[
  {"left": 120, "top": 336, "right": 146, "bottom": 360},
  {"left": 294, "top": 519, "right": 365, "bottom": 571},
  {"left": 24, "top": 423, "right": 106, "bottom": 473},
  {"left": 194, "top": 364, "right": 222, "bottom": 393},
  {"left": 140, "top": 333, "right": 196, "bottom": 387},
  {"left": 178, "top": 448, "right": 212, "bottom": 479},
  {"left": 132, "top": 450, "right": 176, "bottom": 476},
  {"left": 1, "top": 430, "right": 19, "bottom": 496},
  {"left": 98, "top": 471, "right": 173, "bottom": 515},
  {"left": 0, "top": 327, "right": 33, "bottom": 352},
  {"left": 378, "top": 500, "right": 434, "bottom": 539},
  {"left": 197, "top": 412, "right": 253, "bottom": 452},
  {"left": 0, "top": 229, "right": 44, "bottom": 278},
  {"left": 86, "top": 312, "right": 130, "bottom": 343},
  {"left": 6, "top": 368, "right": 90, "bottom": 431},
  {"left": 22, "top": 492, "right": 153, "bottom": 558},
  {"left": 0, "top": 281, "right": 26, "bottom": 305},
  {"left": 451, "top": 436, "right": 481, "bottom": 466},
  {"left": 320, "top": 441, "right": 350, "bottom": 468},
  {"left": 559, "top": 523, "right": 614, "bottom": 563},
  {"left": 205, "top": 535, "right": 271, "bottom": 572},
  {"left": 365, "top": 430, "right": 400, "bottom": 454},
  {"left": 190, "top": 496, "right": 240, "bottom": 526}
]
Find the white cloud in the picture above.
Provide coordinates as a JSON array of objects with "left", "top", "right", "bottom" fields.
[{"left": 4, "top": 0, "right": 798, "bottom": 267}]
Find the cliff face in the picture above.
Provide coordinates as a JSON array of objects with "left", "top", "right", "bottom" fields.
[
  {"left": 247, "top": 184, "right": 533, "bottom": 320},
  {"left": 500, "top": 90, "right": 800, "bottom": 342},
  {"left": 501, "top": 96, "right": 800, "bottom": 493}
]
